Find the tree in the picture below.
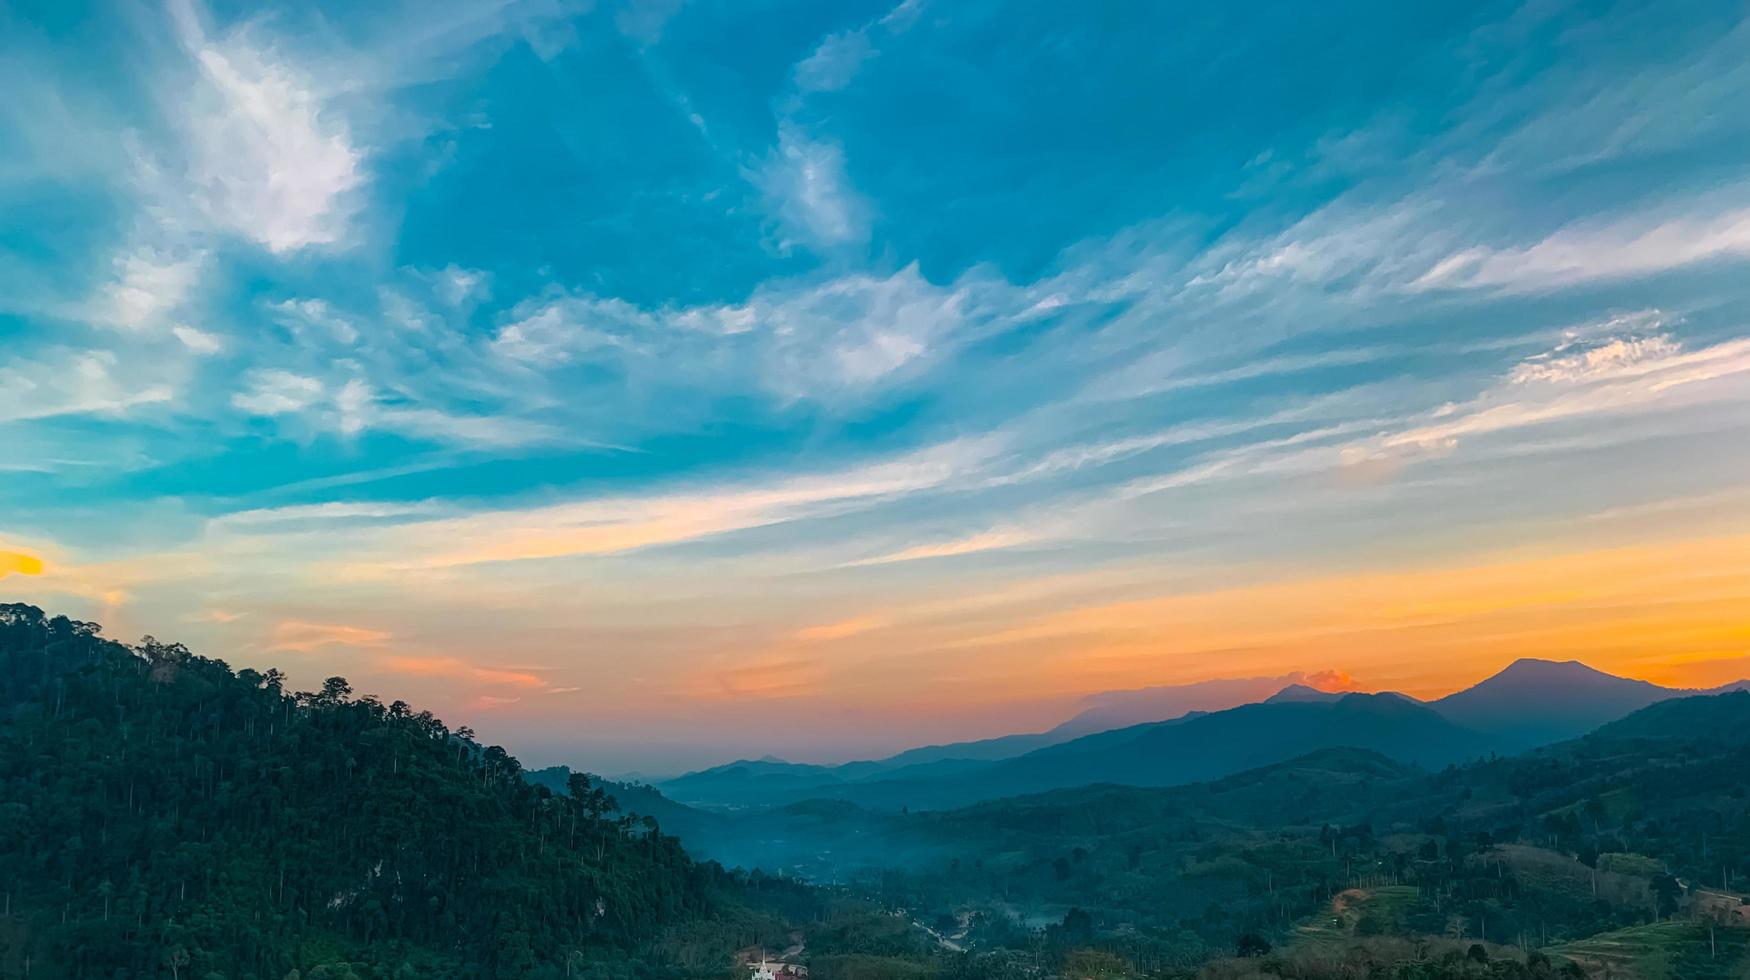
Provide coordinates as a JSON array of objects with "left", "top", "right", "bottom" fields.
[
  {"left": 1235, "top": 933, "right": 1270, "bottom": 957},
  {"left": 166, "top": 946, "right": 190, "bottom": 980}
]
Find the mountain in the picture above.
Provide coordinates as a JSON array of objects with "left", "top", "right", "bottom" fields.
[
  {"left": 659, "top": 659, "right": 1749, "bottom": 813},
  {"left": 659, "top": 675, "right": 1354, "bottom": 806},
  {"left": 663, "top": 690, "right": 1750, "bottom": 969},
  {"left": 1264, "top": 682, "right": 1349, "bottom": 704},
  {"left": 659, "top": 757, "right": 849, "bottom": 806},
  {"left": 1047, "top": 671, "right": 1357, "bottom": 737},
  {"left": 866, "top": 729, "right": 1068, "bottom": 768},
  {"left": 769, "top": 692, "right": 1490, "bottom": 811},
  {"left": 1587, "top": 688, "right": 1750, "bottom": 743},
  {"left": 944, "top": 692, "right": 1487, "bottom": 802},
  {"left": 0, "top": 604, "right": 732, "bottom": 978},
  {"left": 1428, "top": 657, "right": 1746, "bottom": 751}
]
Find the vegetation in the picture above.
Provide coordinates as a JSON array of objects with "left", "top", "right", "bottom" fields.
[
  {"left": 6, "top": 600, "right": 1750, "bottom": 980},
  {"left": 0, "top": 603, "right": 800, "bottom": 979},
  {"left": 702, "top": 699, "right": 1750, "bottom": 979}
]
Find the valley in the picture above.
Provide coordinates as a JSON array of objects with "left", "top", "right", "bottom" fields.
[{"left": 5, "top": 602, "right": 1749, "bottom": 980}]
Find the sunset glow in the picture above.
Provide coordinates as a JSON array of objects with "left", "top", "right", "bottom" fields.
[{"left": 4, "top": 0, "right": 1750, "bottom": 775}]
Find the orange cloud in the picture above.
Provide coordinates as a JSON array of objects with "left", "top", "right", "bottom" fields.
[
  {"left": 269, "top": 620, "right": 391, "bottom": 652},
  {"left": 381, "top": 655, "right": 548, "bottom": 689},
  {"left": 1302, "top": 669, "right": 1360, "bottom": 692},
  {"left": 683, "top": 657, "right": 826, "bottom": 701},
  {"left": 845, "top": 528, "right": 1036, "bottom": 567},
  {"left": 0, "top": 551, "right": 45, "bottom": 578},
  {"left": 795, "top": 615, "right": 887, "bottom": 642}
]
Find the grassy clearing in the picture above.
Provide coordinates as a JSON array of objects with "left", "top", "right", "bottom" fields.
[
  {"left": 1550, "top": 919, "right": 1750, "bottom": 980},
  {"left": 1292, "top": 886, "right": 1421, "bottom": 946}
]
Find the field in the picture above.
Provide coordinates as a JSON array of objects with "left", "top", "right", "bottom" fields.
[
  {"left": 1550, "top": 919, "right": 1750, "bottom": 980},
  {"left": 1293, "top": 886, "right": 1422, "bottom": 945}
]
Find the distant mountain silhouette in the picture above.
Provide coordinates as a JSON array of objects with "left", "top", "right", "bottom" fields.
[
  {"left": 1264, "top": 682, "right": 1348, "bottom": 704},
  {"left": 1427, "top": 657, "right": 1746, "bottom": 751},
  {"left": 659, "top": 758, "right": 848, "bottom": 804},
  {"left": 662, "top": 659, "right": 1750, "bottom": 810},
  {"left": 659, "top": 674, "right": 1345, "bottom": 805},
  {"left": 1049, "top": 671, "right": 1357, "bottom": 737},
  {"left": 701, "top": 692, "right": 1491, "bottom": 811},
  {"left": 657, "top": 690, "right": 1750, "bottom": 875},
  {"left": 887, "top": 692, "right": 1488, "bottom": 808}
]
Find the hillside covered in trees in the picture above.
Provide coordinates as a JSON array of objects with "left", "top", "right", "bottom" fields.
[
  {"left": 0, "top": 603, "right": 801, "bottom": 980},
  {"left": 759, "top": 693, "right": 1750, "bottom": 979}
]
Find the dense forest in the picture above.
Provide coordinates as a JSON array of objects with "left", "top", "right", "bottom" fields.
[{"left": 0, "top": 603, "right": 804, "bottom": 979}]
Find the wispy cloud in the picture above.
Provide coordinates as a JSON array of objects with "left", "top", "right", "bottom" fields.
[
  {"left": 232, "top": 369, "right": 325, "bottom": 416},
  {"left": 91, "top": 247, "right": 205, "bottom": 331},
  {"left": 751, "top": 123, "right": 870, "bottom": 251},
  {"left": 162, "top": 0, "right": 365, "bottom": 253},
  {"left": 382, "top": 655, "right": 549, "bottom": 689},
  {"left": 349, "top": 439, "right": 992, "bottom": 570},
  {"left": 795, "top": 31, "right": 875, "bottom": 93},
  {"left": 1413, "top": 204, "right": 1750, "bottom": 294},
  {"left": 794, "top": 615, "right": 887, "bottom": 642},
  {"left": 269, "top": 620, "right": 391, "bottom": 652},
  {"left": 845, "top": 528, "right": 1039, "bottom": 567},
  {"left": 0, "top": 349, "right": 177, "bottom": 423}
]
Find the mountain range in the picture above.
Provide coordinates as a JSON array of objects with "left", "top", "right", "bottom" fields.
[{"left": 659, "top": 658, "right": 1748, "bottom": 811}]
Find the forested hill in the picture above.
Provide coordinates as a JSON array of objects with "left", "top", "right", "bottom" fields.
[{"left": 0, "top": 603, "right": 729, "bottom": 980}]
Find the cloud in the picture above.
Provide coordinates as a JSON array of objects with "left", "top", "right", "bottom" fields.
[
  {"left": 92, "top": 248, "right": 205, "bottom": 330},
  {"left": 846, "top": 528, "right": 1038, "bottom": 567},
  {"left": 1509, "top": 334, "right": 1681, "bottom": 385},
  {"left": 491, "top": 296, "right": 645, "bottom": 365},
  {"left": 351, "top": 439, "right": 990, "bottom": 570},
  {"left": 795, "top": 31, "right": 875, "bottom": 93},
  {"left": 381, "top": 655, "right": 549, "bottom": 688},
  {"left": 1300, "top": 669, "right": 1359, "bottom": 692},
  {"left": 686, "top": 658, "right": 826, "bottom": 701},
  {"left": 795, "top": 615, "right": 886, "bottom": 642},
  {"left": 1412, "top": 204, "right": 1750, "bottom": 293},
  {"left": 0, "top": 551, "right": 46, "bottom": 579},
  {"left": 165, "top": 0, "right": 365, "bottom": 253},
  {"left": 172, "top": 325, "right": 224, "bottom": 354},
  {"left": 493, "top": 264, "right": 977, "bottom": 402},
  {"left": 270, "top": 298, "right": 360, "bottom": 345},
  {"left": 1365, "top": 333, "right": 1750, "bottom": 460},
  {"left": 232, "top": 369, "right": 325, "bottom": 416},
  {"left": 183, "top": 608, "right": 244, "bottom": 623},
  {"left": 751, "top": 123, "right": 870, "bottom": 250},
  {"left": 269, "top": 620, "right": 391, "bottom": 652},
  {"left": 212, "top": 501, "right": 443, "bottom": 530},
  {"left": 0, "top": 349, "right": 177, "bottom": 423}
]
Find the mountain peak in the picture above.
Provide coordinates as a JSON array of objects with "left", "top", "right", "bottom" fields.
[
  {"left": 1264, "top": 683, "right": 1344, "bottom": 704},
  {"left": 1431, "top": 657, "right": 1680, "bottom": 752},
  {"left": 1498, "top": 657, "right": 1601, "bottom": 676},
  {"left": 1478, "top": 658, "right": 1663, "bottom": 692}
]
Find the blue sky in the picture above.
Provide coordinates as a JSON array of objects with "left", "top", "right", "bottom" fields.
[{"left": 4, "top": 0, "right": 1750, "bottom": 774}]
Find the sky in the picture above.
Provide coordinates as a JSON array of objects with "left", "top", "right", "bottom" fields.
[{"left": 3, "top": 0, "right": 1750, "bottom": 775}]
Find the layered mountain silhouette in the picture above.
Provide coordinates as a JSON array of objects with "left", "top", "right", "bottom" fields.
[
  {"left": 1430, "top": 657, "right": 1749, "bottom": 752},
  {"left": 661, "top": 658, "right": 1748, "bottom": 811}
]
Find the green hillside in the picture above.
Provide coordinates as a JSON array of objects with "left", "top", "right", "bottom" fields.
[{"left": 0, "top": 604, "right": 777, "bottom": 979}]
